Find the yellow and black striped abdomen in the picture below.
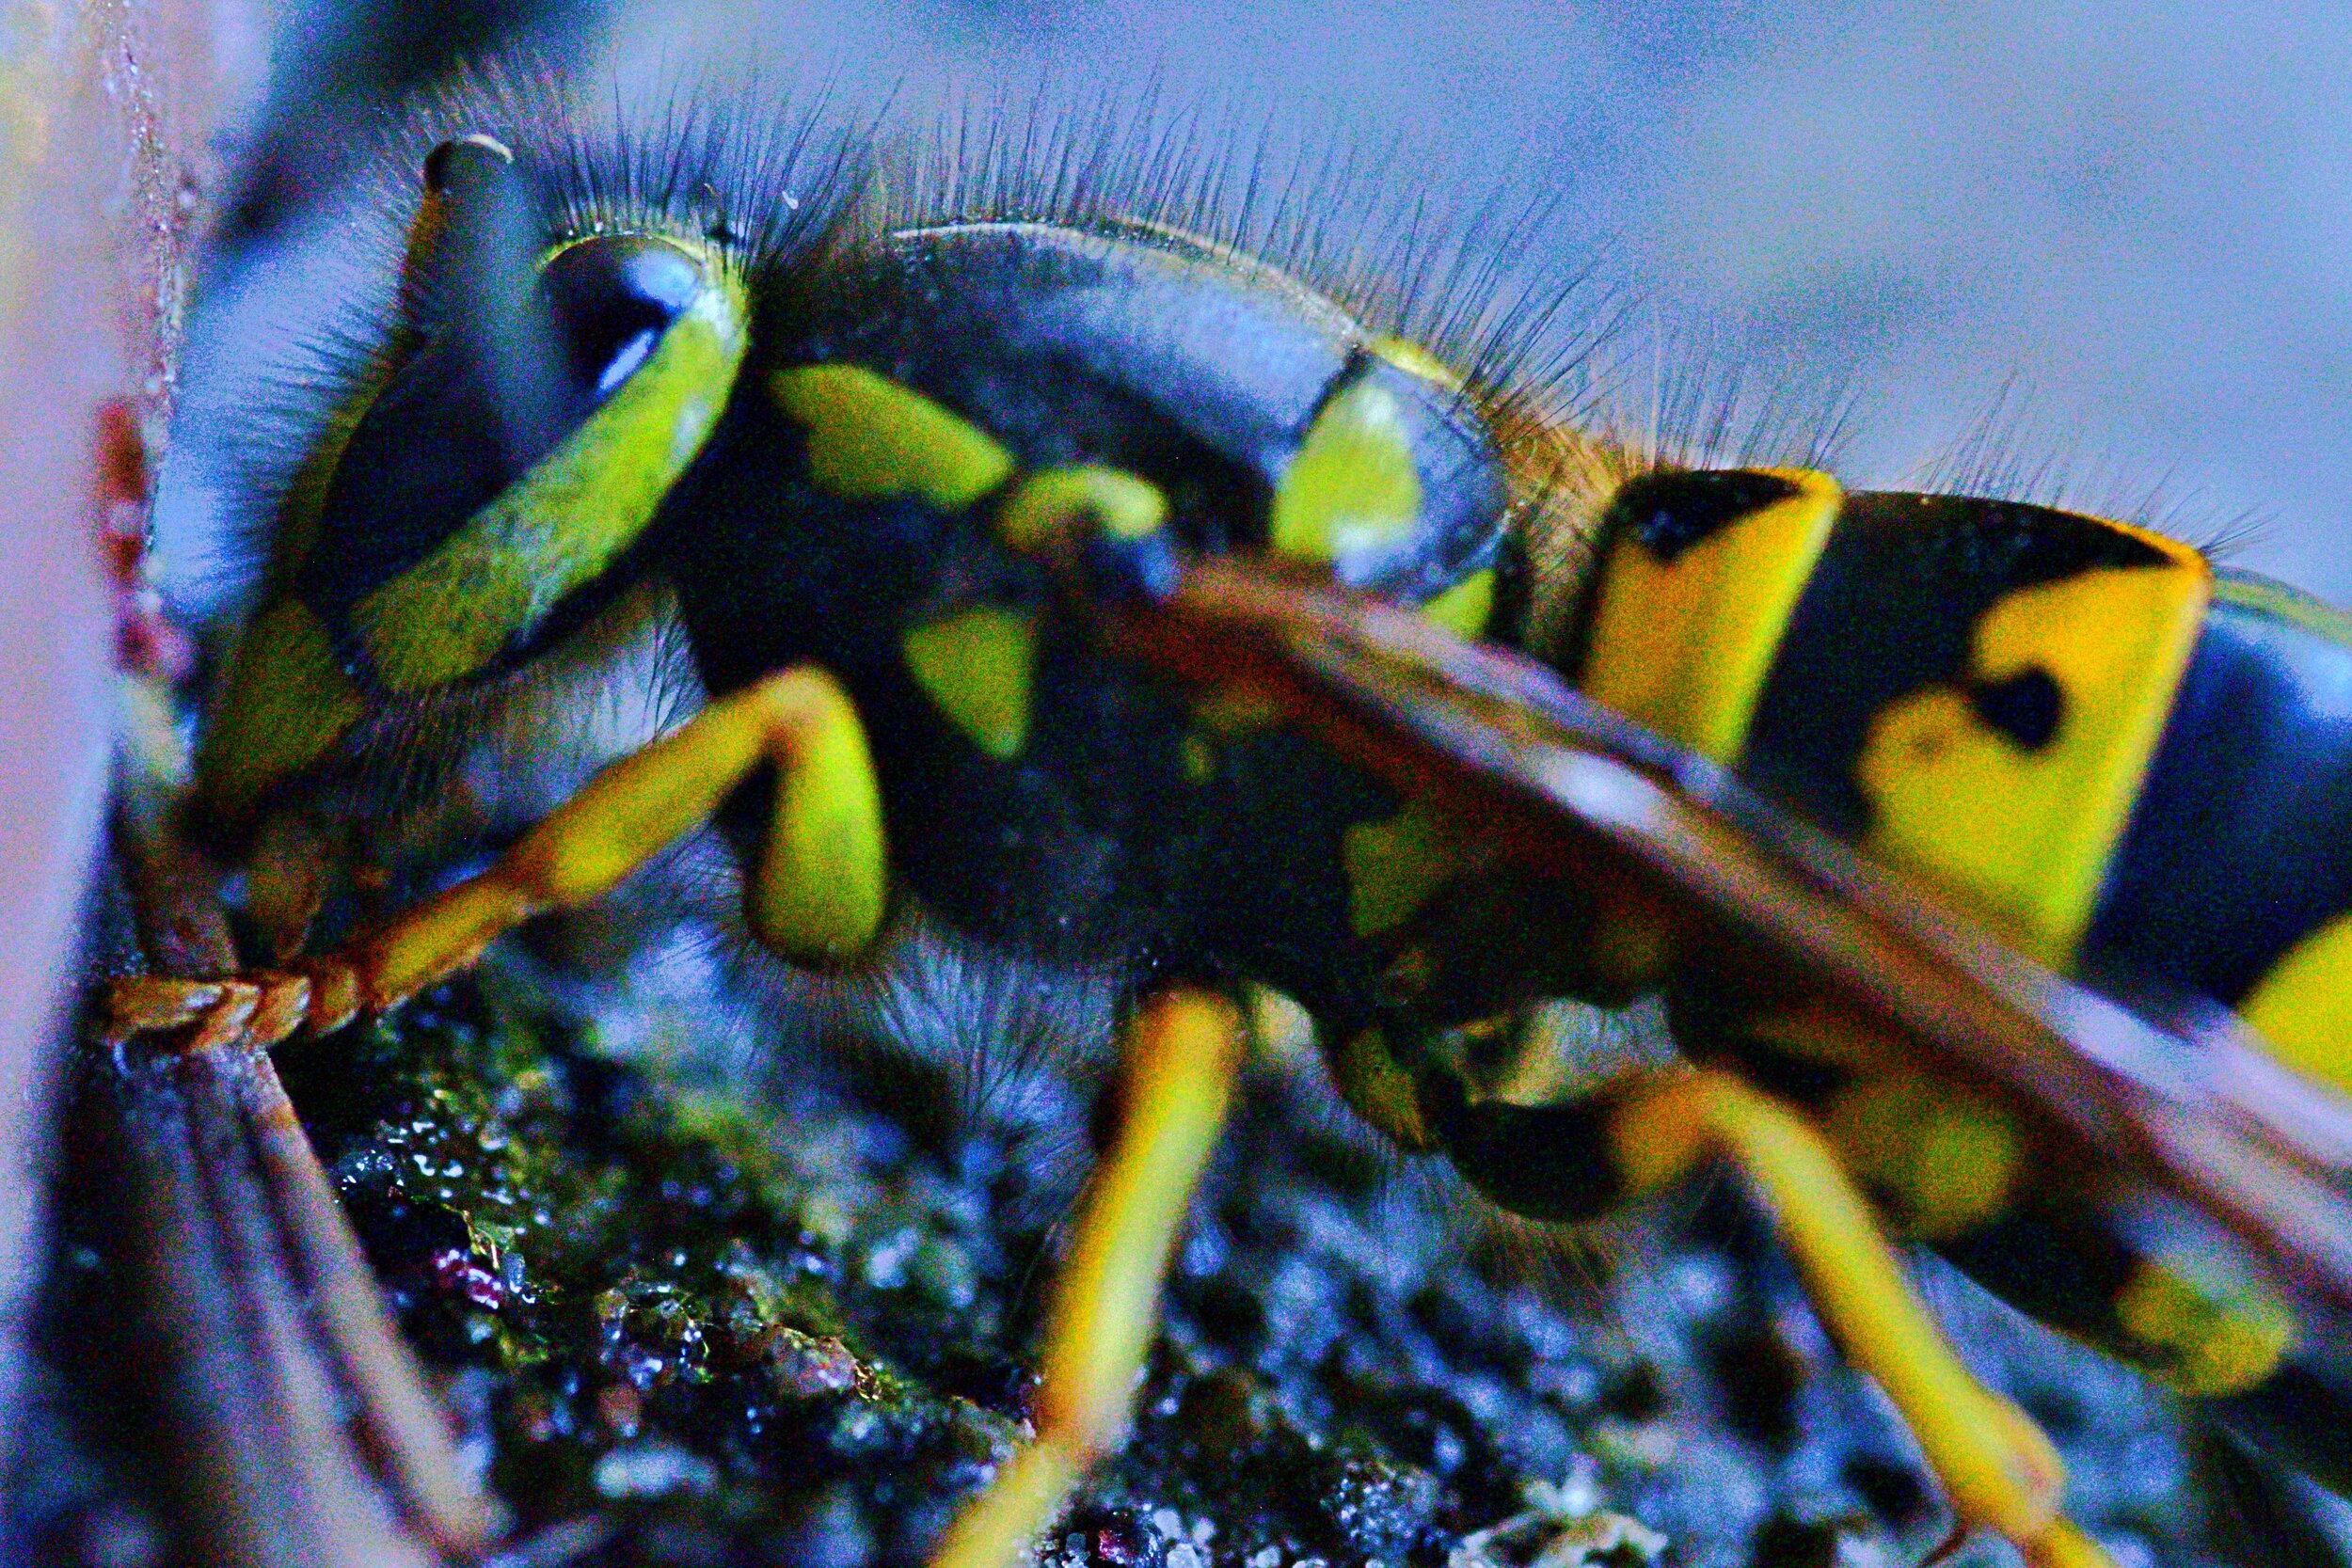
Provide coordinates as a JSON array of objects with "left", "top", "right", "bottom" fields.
[
  {"left": 1572, "top": 468, "right": 2352, "bottom": 1089},
  {"left": 1563, "top": 471, "right": 2352, "bottom": 1448},
  {"left": 2083, "top": 574, "right": 2352, "bottom": 1094},
  {"left": 1571, "top": 469, "right": 2305, "bottom": 1006},
  {"left": 1738, "top": 487, "right": 2212, "bottom": 973}
]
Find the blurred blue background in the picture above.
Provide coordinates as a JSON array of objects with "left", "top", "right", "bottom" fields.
[
  {"left": 177, "top": 0, "right": 2352, "bottom": 602},
  {"left": 620, "top": 0, "right": 2352, "bottom": 598}
]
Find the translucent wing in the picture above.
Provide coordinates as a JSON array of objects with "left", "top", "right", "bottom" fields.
[{"left": 1110, "top": 554, "right": 2352, "bottom": 1326}]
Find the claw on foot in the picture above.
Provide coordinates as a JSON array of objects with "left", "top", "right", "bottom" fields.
[{"left": 102, "top": 970, "right": 333, "bottom": 1054}]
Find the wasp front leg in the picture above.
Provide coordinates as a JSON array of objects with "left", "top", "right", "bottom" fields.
[
  {"left": 103, "top": 664, "right": 888, "bottom": 1049},
  {"left": 930, "top": 990, "right": 1245, "bottom": 1568},
  {"left": 1397, "top": 1045, "right": 2117, "bottom": 1568}
]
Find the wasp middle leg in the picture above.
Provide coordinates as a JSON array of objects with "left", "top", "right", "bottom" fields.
[{"left": 930, "top": 989, "right": 1245, "bottom": 1568}]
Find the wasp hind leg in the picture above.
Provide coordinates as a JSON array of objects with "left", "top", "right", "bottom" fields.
[
  {"left": 1932, "top": 1199, "right": 2352, "bottom": 1506},
  {"left": 103, "top": 664, "right": 888, "bottom": 1048},
  {"left": 1415, "top": 1056, "right": 2118, "bottom": 1568},
  {"left": 930, "top": 990, "right": 1245, "bottom": 1568}
]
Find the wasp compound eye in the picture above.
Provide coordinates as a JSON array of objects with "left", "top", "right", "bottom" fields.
[
  {"left": 540, "top": 235, "right": 707, "bottom": 404},
  {"left": 258, "top": 228, "right": 745, "bottom": 705}
]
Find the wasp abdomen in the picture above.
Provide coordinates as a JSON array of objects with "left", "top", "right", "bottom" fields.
[
  {"left": 1568, "top": 468, "right": 2352, "bottom": 1087},
  {"left": 1569, "top": 472, "right": 2213, "bottom": 972},
  {"left": 2084, "top": 574, "right": 2352, "bottom": 1087}
]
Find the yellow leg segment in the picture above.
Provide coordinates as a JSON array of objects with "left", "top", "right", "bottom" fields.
[
  {"left": 357, "top": 664, "right": 886, "bottom": 1008},
  {"left": 930, "top": 990, "right": 1245, "bottom": 1568},
  {"left": 104, "top": 667, "right": 887, "bottom": 1049},
  {"left": 1608, "top": 1069, "right": 2111, "bottom": 1568}
]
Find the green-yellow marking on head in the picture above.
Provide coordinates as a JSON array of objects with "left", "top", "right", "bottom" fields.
[
  {"left": 902, "top": 606, "right": 1039, "bottom": 760},
  {"left": 354, "top": 252, "right": 751, "bottom": 693},
  {"left": 1368, "top": 335, "right": 1465, "bottom": 391},
  {"left": 195, "top": 598, "right": 368, "bottom": 829},
  {"left": 1272, "top": 375, "right": 1421, "bottom": 566},
  {"left": 1342, "top": 800, "right": 1460, "bottom": 937},
  {"left": 771, "top": 364, "right": 1013, "bottom": 508},
  {"left": 998, "top": 465, "right": 1168, "bottom": 553},
  {"left": 1421, "top": 568, "right": 1494, "bottom": 638}
]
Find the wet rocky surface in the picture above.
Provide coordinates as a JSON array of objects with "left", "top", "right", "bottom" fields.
[{"left": 22, "top": 949, "right": 2316, "bottom": 1568}]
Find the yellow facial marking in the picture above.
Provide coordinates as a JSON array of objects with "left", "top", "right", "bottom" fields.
[
  {"left": 771, "top": 364, "right": 1013, "bottom": 509},
  {"left": 1368, "top": 336, "right": 1465, "bottom": 391},
  {"left": 901, "top": 606, "right": 1040, "bottom": 760},
  {"left": 1822, "top": 1072, "right": 2022, "bottom": 1239},
  {"left": 997, "top": 465, "right": 1168, "bottom": 553},
  {"left": 2240, "top": 914, "right": 2352, "bottom": 1098},
  {"left": 1342, "top": 800, "right": 1462, "bottom": 937},
  {"left": 1271, "top": 375, "right": 1421, "bottom": 567},
  {"left": 1581, "top": 469, "right": 1840, "bottom": 764},
  {"left": 195, "top": 598, "right": 368, "bottom": 828},
  {"left": 356, "top": 257, "right": 751, "bottom": 692},
  {"left": 2112, "top": 1260, "right": 2293, "bottom": 1397},
  {"left": 1855, "top": 561, "right": 2209, "bottom": 965},
  {"left": 1420, "top": 569, "right": 1494, "bottom": 639}
]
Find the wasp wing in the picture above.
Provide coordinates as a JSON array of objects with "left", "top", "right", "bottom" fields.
[{"left": 1112, "top": 555, "right": 2352, "bottom": 1323}]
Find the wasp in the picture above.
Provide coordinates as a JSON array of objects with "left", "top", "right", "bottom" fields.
[{"left": 102, "top": 71, "right": 2352, "bottom": 1568}]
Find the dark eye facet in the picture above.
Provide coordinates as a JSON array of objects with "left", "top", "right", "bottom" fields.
[
  {"left": 539, "top": 236, "right": 704, "bottom": 405},
  {"left": 294, "top": 233, "right": 711, "bottom": 662}
]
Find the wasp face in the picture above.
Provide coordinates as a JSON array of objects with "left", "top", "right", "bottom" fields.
[{"left": 192, "top": 139, "right": 758, "bottom": 842}]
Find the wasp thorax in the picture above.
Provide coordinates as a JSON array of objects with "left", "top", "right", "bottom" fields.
[{"left": 764, "top": 220, "right": 1509, "bottom": 607}]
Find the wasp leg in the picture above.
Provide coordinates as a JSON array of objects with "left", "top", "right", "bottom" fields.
[
  {"left": 930, "top": 990, "right": 1245, "bottom": 1568},
  {"left": 104, "top": 665, "right": 887, "bottom": 1050},
  {"left": 1422, "top": 1064, "right": 2115, "bottom": 1568},
  {"left": 338, "top": 663, "right": 885, "bottom": 1017},
  {"left": 103, "top": 973, "right": 316, "bottom": 1053},
  {"left": 1934, "top": 1201, "right": 2352, "bottom": 1495}
]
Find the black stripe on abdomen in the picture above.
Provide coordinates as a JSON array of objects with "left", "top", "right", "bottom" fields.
[{"left": 2084, "top": 573, "right": 2352, "bottom": 1008}]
